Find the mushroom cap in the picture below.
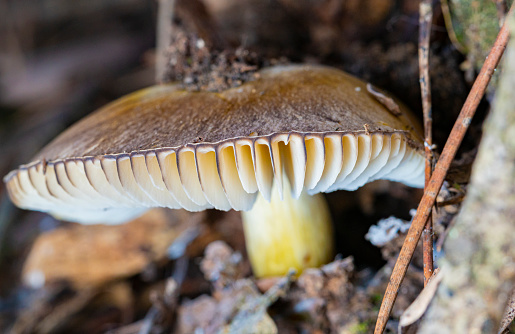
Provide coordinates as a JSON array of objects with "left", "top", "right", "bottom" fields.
[{"left": 4, "top": 65, "right": 425, "bottom": 223}]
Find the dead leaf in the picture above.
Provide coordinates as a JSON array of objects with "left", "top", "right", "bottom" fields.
[
  {"left": 177, "top": 279, "right": 263, "bottom": 334},
  {"left": 279, "top": 257, "right": 376, "bottom": 333},
  {"left": 399, "top": 269, "right": 443, "bottom": 334},
  {"left": 177, "top": 241, "right": 294, "bottom": 334},
  {"left": 22, "top": 209, "right": 196, "bottom": 288},
  {"left": 222, "top": 273, "right": 293, "bottom": 334},
  {"left": 200, "top": 240, "right": 245, "bottom": 290}
]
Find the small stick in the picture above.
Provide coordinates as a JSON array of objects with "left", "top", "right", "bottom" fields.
[
  {"left": 374, "top": 4, "right": 513, "bottom": 333},
  {"left": 418, "top": 0, "right": 434, "bottom": 287},
  {"left": 156, "top": 0, "right": 175, "bottom": 83}
]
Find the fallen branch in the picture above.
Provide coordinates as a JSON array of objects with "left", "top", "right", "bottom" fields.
[{"left": 374, "top": 3, "right": 514, "bottom": 333}]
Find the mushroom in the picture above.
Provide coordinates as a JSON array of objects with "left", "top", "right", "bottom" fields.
[{"left": 4, "top": 64, "right": 425, "bottom": 277}]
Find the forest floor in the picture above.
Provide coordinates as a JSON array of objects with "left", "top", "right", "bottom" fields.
[{"left": 0, "top": 0, "right": 511, "bottom": 333}]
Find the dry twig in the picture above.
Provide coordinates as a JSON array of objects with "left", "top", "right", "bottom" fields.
[
  {"left": 374, "top": 3, "right": 514, "bottom": 333},
  {"left": 418, "top": 0, "right": 434, "bottom": 287}
]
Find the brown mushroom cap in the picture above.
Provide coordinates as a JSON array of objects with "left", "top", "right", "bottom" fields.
[{"left": 4, "top": 65, "right": 425, "bottom": 223}]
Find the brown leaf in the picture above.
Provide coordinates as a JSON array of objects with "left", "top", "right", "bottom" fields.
[
  {"left": 200, "top": 240, "right": 245, "bottom": 290},
  {"left": 399, "top": 269, "right": 443, "bottom": 334},
  {"left": 22, "top": 209, "right": 196, "bottom": 288},
  {"left": 177, "top": 241, "right": 294, "bottom": 334}
]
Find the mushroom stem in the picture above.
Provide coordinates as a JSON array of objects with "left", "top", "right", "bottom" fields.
[{"left": 241, "top": 177, "right": 334, "bottom": 278}]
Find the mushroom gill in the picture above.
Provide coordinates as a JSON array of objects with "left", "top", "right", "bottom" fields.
[
  {"left": 4, "top": 64, "right": 426, "bottom": 277},
  {"left": 5, "top": 130, "right": 423, "bottom": 223},
  {"left": 4, "top": 65, "right": 424, "bottom": 224}
]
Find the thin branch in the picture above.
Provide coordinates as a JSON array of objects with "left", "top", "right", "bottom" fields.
[
  {"left": 374, "top": 3, "right": 514, "bottom": 333},
  {"left": 418, "top": 0, "right": 434, "bottom": 287},
  {"left": 156, "top": 0, "right": 175, "bottom": 83}
]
